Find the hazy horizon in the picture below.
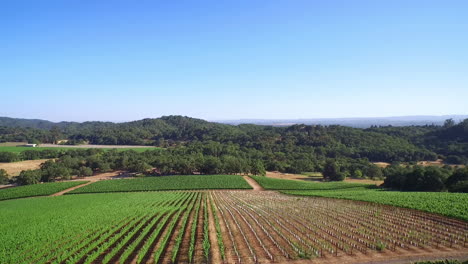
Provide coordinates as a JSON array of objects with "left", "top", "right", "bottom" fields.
[
  {"left": 2, "top": 114, "right": 467, "bottom": 124},
  {"left": 2, "top": 1, "right": 468, "bottom": 121}
]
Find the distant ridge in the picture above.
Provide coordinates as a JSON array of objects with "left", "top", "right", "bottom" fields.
[
  {"left": 0, "top": 115, "right": 467, "bottom": 129},
  {"left": 215, "top": 115, "right": 468, "bottom": 128}
]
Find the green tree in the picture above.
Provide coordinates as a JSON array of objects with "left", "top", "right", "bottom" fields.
[
  {"left": 352, "top": 169, "right": 363, "bottom": 178},
  {"left": 323, "top": 160, "right": 339, "bottom": 181},
  {"left": 444, "top": 118, "right": 455, "bottom": 128},
  {"left": 250, "top": 160, "right": 266, "bottom": 176},
  {"left": 366, "top": 165, "right": 383, "bottom": 180},
  {"left": 78, "top": 166, "right": 93, "bottom": 177},
  {"left": 0, "top": 169, "right": 9, "bottom": 184},
  {"left": 40, "top": 160, "right": 71, "bottom": 182},
  {"left": 200, "top": 156, "right": 222, "bottom": 174},
  {"left": 16, "top": 170, "right": 42, "bottom": 185},
  {"left": 0, "top": 152, "right": 20, "bottom": 162},
  {"left": 129, "top": 161, "right": 152, "bottom": 174},
  {"left": 446, "top": 167, "right": 468, "bottom": 192}
]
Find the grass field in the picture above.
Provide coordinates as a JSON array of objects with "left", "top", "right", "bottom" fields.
[
  {"left": 250, "top": 175, "right": 372, "bottom": 190},
  {"left": 68, "top": 175, "right": 252, "bottom": 194},
  {"left": 0, "top": 146, "right": 157, "bottom": 153},
  {"left": 282, "top": 189, "right": 468, "bottom": 221},
  {"left": 1, "top": 191, "right": 466, "bottom": 264},
  {"left": 0, "top": 181, "right": 88, "bottom": 201}
]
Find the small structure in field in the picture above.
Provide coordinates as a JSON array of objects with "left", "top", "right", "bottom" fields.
[{"left": 24, "top": 144, "right": 37, "bottom": 147}]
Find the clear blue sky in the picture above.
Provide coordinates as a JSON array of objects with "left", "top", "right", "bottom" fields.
[{"left": 1, "top": 0, "right": 467, "bottom": 122}]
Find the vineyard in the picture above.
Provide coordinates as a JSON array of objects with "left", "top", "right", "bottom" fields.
[
  {"left": 67, "top": 175, "right": 252, "bottom": 194},
  {"left": 0, "top": 181, "right": 87, "bottom": 201},
  {"left": 251, "top": 175, "right": 468, "bottom": 221},
  {"left": 282, "top": 189, "right": 468, "bottom": 221},
  {"left": 1, "top": 190, "right": 467, "bottom": 264}
]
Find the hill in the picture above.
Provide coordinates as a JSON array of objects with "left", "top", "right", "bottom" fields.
[{"left": 1, "top": 115, "right": 467, "bottom": 173}]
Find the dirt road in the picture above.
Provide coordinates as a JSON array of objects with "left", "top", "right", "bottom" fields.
[
  {"left": 50, "top": 181, "right": 93, "bottom": 196},
  {"left": 243, "top": 176, "right": 265, "bottom": 191}
]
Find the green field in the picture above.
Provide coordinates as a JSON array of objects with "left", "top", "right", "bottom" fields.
[
  {"left": 282, "top": 189, "right": 468, "bottom": 221},
  {"left": 0, "top": 146, "right": 158, "bottom": 153},
  {"left": 68, "top": 175, "right": 252, "bottom": 194},
  {"left": 0, "top": 181, "right": 88, "bottom": 201},
  {"left": 250, "top": 175, "right": 371, "bottom": 190},
  {"left": 0, "top": 191, "right": 191, "bottom": 263}
]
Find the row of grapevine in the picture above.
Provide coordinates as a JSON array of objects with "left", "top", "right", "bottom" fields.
[
  {"left": 2, "top": 190, "right": 466, "bottom": 264},
  {"left": 210, "top": 190, "right": 468, "bottom": 264}
]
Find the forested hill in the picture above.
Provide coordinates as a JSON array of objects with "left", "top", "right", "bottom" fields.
[
  {"left": 1, "top": 116, "right": 467, "bottom": 164},
  {"left": 367, "top": 119, "right": 468, "bottom": 164}
]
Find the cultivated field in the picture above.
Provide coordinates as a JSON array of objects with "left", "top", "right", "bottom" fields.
[
  {"left": 250, "top": 176, "right": 468, "bottom": 221},
  {"left": 67, "top": 175, "right": 252, "bottom": 194},
  {"left": 1, "top": 191, "right": 467, "bottom": 264},
  {"left": 0, "top": 181, "right": 88, "bottom": 201},
  {"left": 282, "top": 189, "right": 468, "bottom": 222}
]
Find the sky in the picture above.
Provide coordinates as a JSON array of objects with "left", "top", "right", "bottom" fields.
[{"left": 1, "top": 0, "right": 467, "bottom": 122}]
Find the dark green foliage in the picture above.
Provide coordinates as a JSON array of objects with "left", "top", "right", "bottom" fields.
[
  {"left": 368, "top": 119, "right": 468, "bottom": 164},
  {"left": 366, "top": 165, "right": 383, "bottom": 180},
  {"left": 352, "top": 169, "right": 363, "bottom": 178},
  {"left": 323, "top": 159, "right": 340, "bottom": 181},
  {"left": 16, "top": 170, "right": 42, "bottom": 185},
  {"left": 77, "top": 166, "right": 93, "bottom": 177},
  {"left": 0, "top": 152, "right": 19, "bottom": 162},
  {"left": 40, "top": 160, "right": 71, "bottom": 182},
  {"left": 383, "top": 165, "right": 451, "bottom": 191},
  {"left": 0, "top": 169, "right": 9, "bottom": 184},
  {"left": 0, "top": 116, "right": 444, "bottom": 166},
  {"left": 250, "top": 160, "right": 266, "bottom": 176},
  {"left": 446, "top": 167, "right": 468, "bottom": 193}
]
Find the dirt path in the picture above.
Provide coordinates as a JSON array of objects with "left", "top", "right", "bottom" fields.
[
  {"left": 243, "top": 176, "right": 265, "bottom": 191},
  {"left": 50, "top": 181, "right": 93, "bottom": 196},
  {"left": 207, "top": 195, "right": 222, "bottom": 264}
]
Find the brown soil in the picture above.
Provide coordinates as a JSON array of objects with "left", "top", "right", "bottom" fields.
[
  {"left": 211, "top": 193, "right": 240, "bottom": 264},
  {"left": 266, "top": 171, "right": 383, "bottom": 185},
  {"left": 0, "top": 142, "right": 27, "bottom": 146},
  {"left": 193, "top": 199, "right": 206, "bottom": 263},
  {"left": 140, "top": 212, "right": 177, "bottom": 264},
  {"left": 243, "top": 176, "right": 265, "bottom": 191},
  {"left": 50, "top": 181, "right": 93, "bottom": 196},
  {"left": 71, "top": 170, "right": 132, "bottom": 181},
  {"left": 207, "top": 196, "right": 222, "bottom": 264},
  {"left": 158, "top": 196, "right": 199, "bottom": 264},
  {"left": 0, "top": 159, "right": 49, "bottom": 177},
  {"left": 344, "top": 178, "right": 384, "bottom": 186},
  {"left": 175, "top": 204, "right": 197, "bottom": 263},
  {"left": 373, "top": 162, "right": 392, "bottom": 168},
  {"left": 266, "top": 171, "right": 311, "bottom": 181},
  {"left": 281, "top": 248, "right": 468, "bottom": 264}
]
